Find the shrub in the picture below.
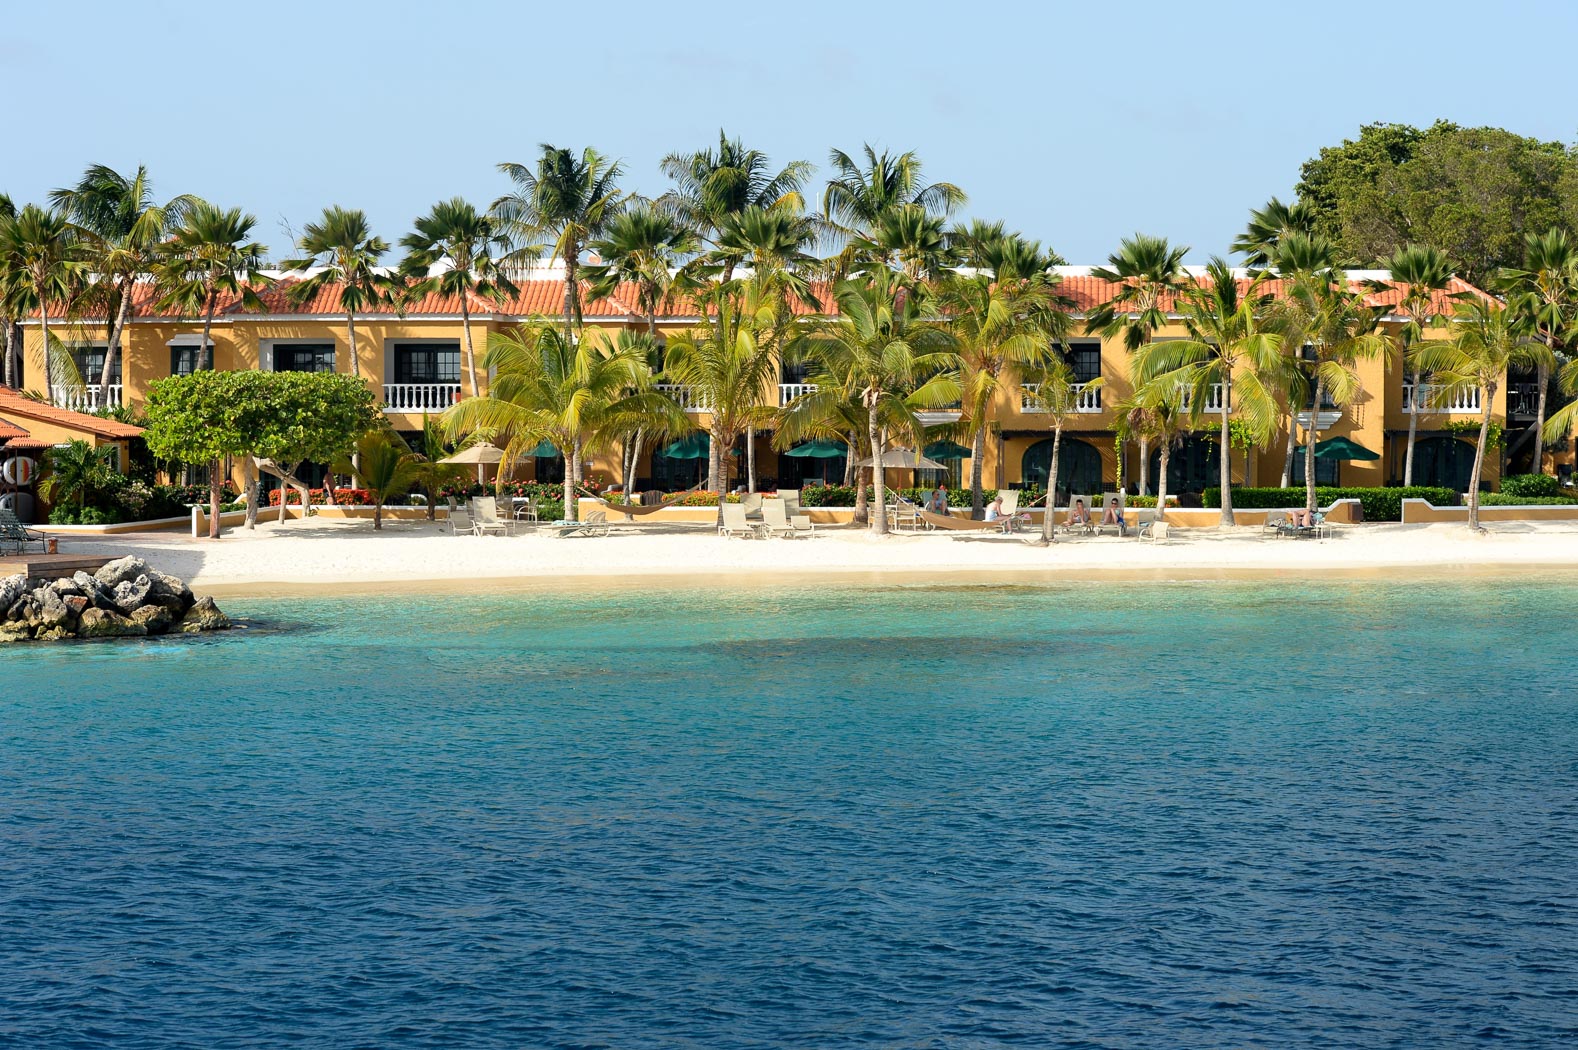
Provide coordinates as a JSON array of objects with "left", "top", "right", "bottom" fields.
[
  {"left": 1200, "top": 486, "right": 1460, "bottom": 521},
  {"left": 1500, "top": 473, "right": 1559, "bottom": 498},
  {"left": 268, "top": 487, "right": 377, "bottom": 507},
  {"left": 1479, "top": 493, "right": 1578, "bottom": 505},
  {"left": 48, "top": 506, "right": 115, "bottom": 525}
]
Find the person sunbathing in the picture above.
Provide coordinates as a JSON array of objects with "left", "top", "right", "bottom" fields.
[
  {"left": 1067, "top": 498, "right": 1092, "bottom": 527},
  {"left": 1103, "top": 497, "right": 1128, "bottom": 537},
  {"left": 1289, "top": 507, "right": 1320, "bottom": 528},
  {"left": 984, "top": 495, "right": 1007, "bottom": 521}
]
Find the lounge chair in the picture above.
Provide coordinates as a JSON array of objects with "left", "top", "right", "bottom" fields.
[
  {"left": 779, "top": 489, "right": 802, "bottom": 516},
  {"left": 760, "top": 499, "right": 799, "bottom": 538},
  {"left": 1063, "top": 494, "right": 1095, "bottom": 535},
  {"left": 892, "top": 497, "right": 925, "bottom": 531},
  {"left": 740, "top": 492, "right": 764, "bottom": 518},
  {"left": 448, "top": 506, "right": 478, "bottom": 536},
  {"left": 1262, "top": 510, "right": 1289, "bottom": 537},
  {"left": 719, "top": 502, "right": 764, "bottom": 539},
  {"left": 1145, "top": 521, "right": 1171, "bottom": 543},
  {"left": 1282, "top": 510, "right": 1330, "bottom": 540},
  {"left": 471, "top": 497, "right": 510, "bottom": 536},
  {"left": 551, "top": 510, "right": 611, "bottom": 538},
  {"left": 0, "top": 507, "right": 47, "bottom": 555},
  {"left": 1094, "top": 493, "right": 1127, "bottom": 536},
  {"left": 998, "top": 490, "right": 1020, "bottom": 516}
]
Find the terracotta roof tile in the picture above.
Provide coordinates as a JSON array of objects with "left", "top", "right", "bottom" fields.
[
  {"left": 0, "top": 389, "right": 143, "bottom": 439},
  {"left": 0, "top": 417, "right": 29, "bottom": 440}
]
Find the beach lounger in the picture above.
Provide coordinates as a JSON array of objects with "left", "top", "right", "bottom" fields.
[
  {"left": 448, "top": 506, "right": 479, "bottom": 536},
  {"left": 740, "top": 492, "right": 764, "bottom": 518},
  {"left": 719, "top": 502, "right": 765, "bottom": 539},
  {"left": 551, "top": 511, "right": 611, "bottom": 538},
  {"left": 893, "top": 497, "right": 925, "bottom": 531},
  {"left": 1094, "top": 493, "right": 1127, "bottom": 536},
  {"left": 997, "top": 490, "right": 1020, "bottom": 516},
  {"left": 471, "top": 497, "right": 510, "bottom": 536},
  {"left": 1263, "top": 510, "right": 1289, "bottom": 537},
  {"left": 779, "top": 489, "right": 802, "bottom": 517},
  {"left": 1062, "top": 494, "right": 1095, "bottom": 535},
  {"left": 1144, "top": 520, "right": 1171, "bottom": 543},
  {"left": 760, "top": 499, "right": 801, "bottom": 538},
  {"left": 0, "top": 508, "right": 47, "bottom": 555}
]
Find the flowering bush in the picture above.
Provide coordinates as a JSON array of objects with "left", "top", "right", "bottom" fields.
[{"left": 269, "top": 487, "right": 376, "bottom": 507}]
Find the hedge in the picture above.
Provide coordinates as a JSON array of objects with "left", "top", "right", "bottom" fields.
[
  {"left": 1200, "top": 486, "right": 1460, "bottom": 521},
  {"left": 1500, "top": 474, "right": 1560, "bottom": 498},
  {"left": 1479, "top": 493, "right": 1578, "bottom": 506}
]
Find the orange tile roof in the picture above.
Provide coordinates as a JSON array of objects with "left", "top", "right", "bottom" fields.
[
  {"left": 0, "top": 389, "right": 144, "bottom": 439},
  {"left": 0, "top": 417, "right": 29, "bottom": 440}
]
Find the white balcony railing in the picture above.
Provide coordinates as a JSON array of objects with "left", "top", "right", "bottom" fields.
[
  {"left": 383, "top": 383, "right": 462, "bottom": 412},
  {"left": 778, "top": 383, "right": 818, "bottom": 405},
  {"left": 1178, "top": 383, "right": 1229, "bottom": 413},
  {"left": 656, "top": 383, "right": 713, "bottom": 412},
  {"left": 1404, "top": 383, "right": 1480, "bottom": 414},
  {"left": 1020, "top": 382, "right": 1101, "bottom": 413},
  {"left": 51, "top": 384, "right": 122, "bottom": 412}
]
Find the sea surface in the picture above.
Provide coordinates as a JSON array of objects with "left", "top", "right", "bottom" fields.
[{"left": 2, "top": 576, "right": 1576, "bottom": 1049}]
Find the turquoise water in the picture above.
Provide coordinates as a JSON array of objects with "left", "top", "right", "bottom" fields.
[{"left": 2, "top": 578, "right": 1576, "bottom": 1048}]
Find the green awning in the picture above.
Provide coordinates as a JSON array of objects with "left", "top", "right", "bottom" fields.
[
  {"left": 661, "top": 433, "right": 710, "bottom": 459},
  {"left": 923, "top": 440, "right": 972, "bottom": 461},
  {"left": 1298, "top": 436, "right": 1380, "bottom": 461},
  {"left": 529, "top": 440, "right": 559, "bottom": 458},
  {"left": 783, "top": 439, "right": 848, "bottom": 459}
]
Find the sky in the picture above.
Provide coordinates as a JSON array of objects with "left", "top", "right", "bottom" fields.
[{"left": 6, "top": 0, "right": 1578, "bottom": 265}]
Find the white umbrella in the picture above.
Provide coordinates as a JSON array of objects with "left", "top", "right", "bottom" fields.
[
  {"left": 441, "top": 441, "right": 504, "bottom": 465},
  {"left": 857, "top": 447, "right": 947, "bottom": 470}
]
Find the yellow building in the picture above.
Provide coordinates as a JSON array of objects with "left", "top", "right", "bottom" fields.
[{"left": 14, "top": 264, "right": 1528, "bottom": 500}]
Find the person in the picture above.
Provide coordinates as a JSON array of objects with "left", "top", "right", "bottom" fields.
[
  {"left": 927, "top": 483, "right": 949, "bottom": 515},
  {"left": 1289, "top": 506, "right": 1321, "bottom": 528},
  {"left": 1067, "top": 497, "right": 1092, "bottom": 528},
  {"left": 984, "top": 495, "right": 1008, "bottom": 522},
  {"left": 1103, "top": 496, "right": 1128, "bottom": 537}
]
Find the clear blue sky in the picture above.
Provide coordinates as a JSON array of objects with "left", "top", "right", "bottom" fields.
[{"left": 7, "top": 0, "right": 1576, "bottom": 264}]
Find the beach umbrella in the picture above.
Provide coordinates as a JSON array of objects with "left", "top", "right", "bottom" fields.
[
  {"left": 783, "top": 439, "right": 847, "bottom": 458},
  {"left": 857, "top": 447, "right": 947, "bottom": 470},
  {"left": 1308, "top": 435, "right": 1380, "bottom": 460},
  {"left": 528, "top": 439, "right": 559, "bottom": 458},
  {"left": 923, "top": 440, "right": 971, "bottom": 461},
  {"left": 661, "top": 433, "right": 711, "bottom": 459},
  {"left": 441, "top": 441, "right": 504, "bottom": 465}
]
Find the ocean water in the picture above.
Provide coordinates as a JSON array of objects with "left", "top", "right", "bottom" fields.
[{"left": 2, "top": 576, "right": 1576, "bottom": 1049}]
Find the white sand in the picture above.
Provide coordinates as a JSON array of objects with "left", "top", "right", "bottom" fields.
[{"left": 61, "top": 517, "right": 1578, "bottom": 594}]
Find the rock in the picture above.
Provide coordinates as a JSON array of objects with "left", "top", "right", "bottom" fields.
[
  {"left": 147, "top": 571, "right": 193, "bottom": 609},
  {"left": 177, "top": 595, "right": 231, "bottom": 633},
  {"left": 62, "top": 594, "right": 89, "bottom": 616},
  {"left": 10, "top": 597, "right": 37, "bottom": 626},
  {"left": 34, "top": 626, "right": 71, "bottom": 641},
  {"left": 73, "top": 571, "right": 112, "bottom": 608},
  {"left": 33, "top": 590, "right": 72, "bottom": 631},
  {"left": 76, "top": 607, "right": 147, "bottom": 639},
  {"left": 0, "top": 574, "right": 27, "bottom": 612},
  {"left": 0, "top": 623, "right": 31, "bottom": 643},
  {"left": 129, "top": 604, "right": 173, "bottom": 635},
  {"left": 112, "top": 575, "right": 153, "bottom": 614},
  {"left": 53, "top": 577, "right": 83, "bottom": 598},
  {"left": 94, "top": 556, "right": 149, "bottom": 590}
]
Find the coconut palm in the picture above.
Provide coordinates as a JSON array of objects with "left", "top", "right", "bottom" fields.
[
  {"left": 1417, "top": 300, "right": 1552, "bottom": 531},
  {"left": 950, "top": 220, "right": 1066, "bottom": 280},
  {"left": 583, "top": 203, "right": 697, "bottom": 334},
  {"left": 1084, "top": 233, "right": 1191, "bottom": 495},
  {"left": 822, "top": 145, "right": 966, "bottom": 250},
  {"left": 1114, "top": 390, "right": 1190, "bottom": 526},
  {"left": 399, "top": 198, "right": 518, "bottom": 398},
  {"left": 50, "top": 165, "right": 199, "bottom": 389},
  {"left": 937, "top": 271, "right": 1070, "bottom": 515},
  {"left": 405, "top": 415, "right": 470, "bottom": 521},
  {"left": 0, "top": 192, "right": 20, "bottom": 388},
  {"left": 156, "top": 202, "right": 270, "bottom": 372},
  {"left": 333, "top": 431, "right": 422, "bottom": 530},
  {"left": 1132, "top": 259, "right": 1287, "bottom": 524},
  {"left": 38, "top": 439, "right": 119, "bottom": 519},
  {"left": 492, "top": 145, "right": 625, "bottom": 334},
  {"left": 442, "top": 323, "right": 681, "bottom": 520},
  {"left": 281, "top": 206, "right": 397, "bottom": 380},
  {"left": 851, "top": 204, "right": 953, "bottom": 283},
  {"left": 1232, "top": 196, "right": 1317, "bottom": 269},
  {"left": 1023, "top": 354, "right": 1104, "bottom": 543},
  {"left": 1499, "top": 228, "right": 1578, "bottom": 475},
  {"left": 0, "top": 204, "right": 90, "bottom": 403},
  {"left": 1370, "top": 245, "right": 1461, "bottom": 485},
  {"left": 784, "top": 269, "right": 959, "bottom": 535}
]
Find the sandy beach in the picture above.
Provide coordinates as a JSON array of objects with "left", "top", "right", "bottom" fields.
[{"left": 55, "top": 517, "right": 1578, "bottom": 595}]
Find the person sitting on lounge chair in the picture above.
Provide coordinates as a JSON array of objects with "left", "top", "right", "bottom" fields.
[
  {"left": 1067, "top": 498, "right": 1092, "bottom": 528},
  {"left": 1103, "top": 497, "right": 1128, "bottom": 537},
  {"left": 984, "top": 495, "right": 1008, "bottom": 522},
  {"left": 927, "top": 483, "right": 950, "bottom": 515},
  {"left": 1289, "top": 507, "right": 1319, "bottom": 528}
]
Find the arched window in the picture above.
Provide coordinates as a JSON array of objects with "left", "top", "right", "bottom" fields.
[
  {"left": 1021, "top": 438, "right": 1102, "bottom": 498},
  {"left": 1413, "top": 436, "right": 1477, "bottom": 491},
  {"left": 1149, "top": 435, "right": 1221, "bottom": 493}
]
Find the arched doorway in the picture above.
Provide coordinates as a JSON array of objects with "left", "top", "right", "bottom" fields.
[
  {"left": 1413, "top": 436, "right": 1477, "bottom": 491},
  {"left": 1149, "top": 435, "right": 1221, "bottom": 494},
  {"left": 1021, "top": 437, "right": 1102, "bottom": 499}
]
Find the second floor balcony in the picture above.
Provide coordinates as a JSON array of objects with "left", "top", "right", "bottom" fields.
[
  {"left": 1178, "top": 383, "right": 1230, "bottom": 414},
  {"left": 1020, "top": 382, "right": 1102, "bottom": 413},
  {"left": 1403, "top": 383, "right": 1481, "bottom": 414},
  {"left": 51, "top": 384, "right": 122, "bottom": 412},
  {"left": 383, "top": 383, "right": 463, "bottom": 413}
]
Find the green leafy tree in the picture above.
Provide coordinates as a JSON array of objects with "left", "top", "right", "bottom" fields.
[
  {"left": 50, "top": 165, "right": 199, "bottom": 388},
  {"left": 492, "top": 145, "right": 626, "bottom": 334},
  {"left": 155, "top": 202, "right": 270, "bottom": 371},
  {"left": 282, "top": 206, "right": 398, "bottom": 380},
  {"left": 0, "top": 204, "right": 89, "bottom": 403},
  {"left": 399, "top": 198, "right": 519, "bottom": 397},
  {"left": 822, "top": 145, "right": 966, "bottom": 259},
  {"left": 1133, "top": 259, "right": 1287, "bottom": 525},
  {"left": 1417, "top": 300, "right": 1553, "bottom": 530},
  {"left": 1499, "top": 227, "right": 1578, "bottom": 475},
  {"left": 39, "top": 439, "right": 119, "bottom": 519}
]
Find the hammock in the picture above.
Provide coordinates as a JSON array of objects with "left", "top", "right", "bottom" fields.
[
  {"left": 578, "top": 480, "right": 705, "bottom": 519},
  {"left": 915, "top": 507, "right": 1010, "bottom": 533}
]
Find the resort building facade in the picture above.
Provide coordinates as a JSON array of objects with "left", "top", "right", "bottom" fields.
[{"left": 9, "top": 264, "right": 1535, "bottom": 500}]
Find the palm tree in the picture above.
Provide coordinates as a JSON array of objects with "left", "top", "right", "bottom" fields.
[
  {"left": 1417, "top": 300, "right": 1552, "bottom": 530},
  {"left": 156, "top": 202, "right": 270, "bottom": 371},
  {"left": 583, "top": 203, "right": 697, "bottom": 334},
  {"left": 50, "top": 165, "right": 199, "bottom": 389},
  {"left": 399, "top": 198, "right": 518, "bottom": 399},
  {"left": 1370, "top": 245, "right": 1461, "bottom": 485},
  {"left": 1232, "top": 197, "right": 1317, "bottom": 269},
  {"left": 442, "top": 323, "right": 682, "bottom": 520},
  {"left": 1084, "top": 233, "right": 1191, "bottom": 495},
  {"left": 406, "top": 415, "right": 470, "bottom": 520},
  {"left": 1499, "top": 228, "right": 1578, "bottom": 475},
  {"left": 492, "top": 145, "right": 626, "bottom": 335},
  {"left": 950, "top": 220, "right": 1066, "bottom": 280},
  {"left": 937, "top": 271, "right": 1070, "bottom": 516},
  {"left": 851, "top": 204, "right": 953, "bottom": 283},
  {"left": 1023, "top": 354, "right": 1104, "bottom": 543},
  {"left": 38, "top": 439, "right": 119, "bottom": 519},
  {"left": 335, "top": 431, "right": 422, "bottom": 530},
  {"left": 822, "top": 145, "right": 966, "bottom": 255},
  {"left": 0, "top": 205, "right": 89, "bottom": 404},
  {"left": 1132, "top": 258, "right": 1286, "bottom": 525},
  {"left": 785, "top": 269, "right": 958, "bottom": 534},
  {"left": 282, "top": 206, "right": 397, "bottom": 380},
  {"left": 1114, "top": 390, "right": 1190, "bottom": 525},
  {"left": 0, "top": 192, "right": 20, "bottom": 389}
]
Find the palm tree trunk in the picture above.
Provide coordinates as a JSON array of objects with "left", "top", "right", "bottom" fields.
[
  {"left": 844, "top": 431, "right": 857, "bottom": 487},
  {"left": 969, "top": 425, "right": 987, "bottom": 517},
  {"left": 1304, "top": 380, "right": 1324, "bottom": 515},
  {"left": 1533, "top": 344, "right": 1552, "bottom": 475},
  {"left": 242, "top": 457, "right": 259, "bottom": 530},
  {"left": 1466, "top": 384, "right": 1494, "bottom": 532},
  {"left": 345, "top": 314, "right": 360, "bottom": 380},
  {"left": 869, "top": 403, "right": 888, "bottom": 536},
  {"left": 2, "top": 319, "right": 13, "bottom": 388},
  {"left": 563, "top": 438, "right": 579, "bottom": 522},
  {"left": 39, "top": 303, "right": 52, "bottom": 406},
  {"left": 1280, "top": 415, "right": 1298, "bottom": 488},
  {"left": 1137, "top": 436, "right": 1149, "bottom": 496},
  {"left": 624, "top": 428, "right": 644, "bottom": 497},
  {"left": 746, "top": 426, "right": 757, "bottom": 493},
  {"left": 461, "top": 299, "right": 479, "bottom": 398},
  {"left": 1040, "top": 422, "right": 1064, "bottom": 543},
  {"left": 1218, "top": 402, "right": 1235, "bottom": 526},
  {"left": 207, "top": 456, "right": 222, "bottom": 539},
  {"left": 1403, "top": 369, "right": 1421, "bottom": 485},
  {"left": 374, "top": 501, "right": 383, "bottom": 530},
  {"left": 563, "top": 246, "right": 581, "bottom": 337},
  {"left": 853, "top": 466, "right": 870, "bottom": 523},
  {"left": 1155, "top": 442, "right": 1171, "bottom": 525},
  {"left": 103, "top": 278, "right": 134, "bottom": 390},
  {"left": 201, "top": 285, "right": 218, "bottom": 371},
  {"left": 708, "top": 425, "right": 723, "bottom": 495}
]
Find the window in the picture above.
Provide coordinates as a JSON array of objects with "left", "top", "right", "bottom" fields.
[
  {"left": 782, "top": 360, "right": 813, "bottom": 385},
  {"left": 394, "top": 343, "right": 460, "bottom": 384},
  {"left": 1291, "top": 451, "right": 1340, "bottom": 486},
  {"left": 171, "top": 345, "right": 207, "bottom": 376},
  {"left": 70, "top": 345, "right": 119, "bottom": 385},
  {"left": 1054, "top": 341, "right": 1101, "bottom": 384},
  {"left": 274, "top": 343, "right": 336, "bottom": 373}
]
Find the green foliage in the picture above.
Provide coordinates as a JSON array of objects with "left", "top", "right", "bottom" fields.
[
  {"left": 1442, "top": 417, "right": 1504, "bottom": 448},
  {"left": 1499, "top": 473, "right": 1561, "bottom": 497},
  {"left": 38, "top": 440, "right": 120, "bottom": 515},
  {"left": 1480, "top": 492, "right": 1578, "bottom": 505},
  {"left": 1199, "top": 418, "right": 1264, "bottom": 451},
  {"left": 1201, "top": 486, "right": 1460, "bottom": 520}
]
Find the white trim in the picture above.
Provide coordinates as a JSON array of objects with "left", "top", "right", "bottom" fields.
[{"left": 166, "top": 334, "right": 214, "bottom": 346}]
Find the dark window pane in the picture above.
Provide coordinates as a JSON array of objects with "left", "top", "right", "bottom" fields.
[
  {"left": 394, "top": 344, "right": 460, "bottom": 384},
  {"left": 275, "top": 344, "right": 336, "bottom": 373},
  {"left": 170, "top": 346, "right": 206, "bottom": 376}
]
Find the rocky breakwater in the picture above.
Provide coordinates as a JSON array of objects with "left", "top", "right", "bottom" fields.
[{"left": 0, "top": 556, "right": 231, "bottom": 643}]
